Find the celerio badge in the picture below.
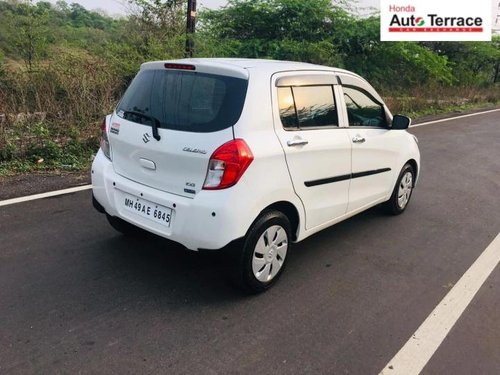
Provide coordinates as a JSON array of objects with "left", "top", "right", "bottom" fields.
[{"left": 183, "top": 147, "right": 207, "bottom": 154}]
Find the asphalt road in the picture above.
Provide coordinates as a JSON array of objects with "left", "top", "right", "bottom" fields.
[{"left": 1, "top": 111, "right": 499, "bottom": 374}]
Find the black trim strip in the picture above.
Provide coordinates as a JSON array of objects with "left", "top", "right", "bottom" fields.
[
  {"left": 304, "top": 168, "right": 391, "bottom": 187},
  {"left": 352, "top": 168, "right": 391, "bottom": 179},
  {"left": 305, "top": 174, "right": 351, "bottom": 187}
]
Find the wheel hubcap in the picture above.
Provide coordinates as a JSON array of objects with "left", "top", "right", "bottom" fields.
[
  {"left": 252, "top": 225, "right": 288, "bottom": 282},
  {"left": 397, "top": 171, "right": 413, "bottom": 209}
]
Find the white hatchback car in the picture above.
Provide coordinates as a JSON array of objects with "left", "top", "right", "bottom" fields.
[{"left": 92, "top": 58, "right": 420, "bottom": 292}]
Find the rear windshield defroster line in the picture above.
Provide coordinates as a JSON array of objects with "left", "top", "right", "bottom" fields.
[{"left": 116, "top": 70, "right": 249, "bottom": 133}]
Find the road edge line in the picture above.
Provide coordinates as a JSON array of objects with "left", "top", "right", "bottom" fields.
[
  {"left": 410, "top": 108, "right": 500, "bottom": 128},
  {"left": 379, "top": 232, "right": 500, "bottom": 375},
  {"left": 0, "top": 185, "right": 92, "bottom": 207}
]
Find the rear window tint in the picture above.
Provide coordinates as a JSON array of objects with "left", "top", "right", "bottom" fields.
[
  {"left": 277, "top": 87, "right": 298, "bottom": 129},
  {"left": 293, "top": 86, "right": 338, "bottom": 128},
  {"left": 117, "top": 70, "right": 248, "bottom": 133}
]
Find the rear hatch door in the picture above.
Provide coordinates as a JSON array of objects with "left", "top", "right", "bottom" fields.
[{"left": 109, "top": 62, "right": 249, "bottom": 198}]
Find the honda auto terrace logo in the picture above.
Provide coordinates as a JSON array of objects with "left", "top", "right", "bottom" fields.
[
  {"left": 389, "top": 11, "right": 483, "bottom": 32},
  {"left": 381, "top": 0, "right": 492, "bottom": 41},
  {"left": 143, "top": 133, "right": 151, "bottom": 143}
]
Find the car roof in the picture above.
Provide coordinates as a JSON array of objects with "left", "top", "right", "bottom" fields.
[
  {"left": 141, "top": 58, "right": 364, "bottom": 81},
  {"left": 186, "top": 58, "right": 323, "bottom": 69}
]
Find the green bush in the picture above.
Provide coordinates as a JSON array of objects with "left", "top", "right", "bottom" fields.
[{"left": 27, "top": 140, "right": 61, "bottom": 163}]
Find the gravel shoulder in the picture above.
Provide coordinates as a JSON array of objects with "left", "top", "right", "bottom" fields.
[{"left": 0, "top": 171, "right": 90, "bottom": 200}]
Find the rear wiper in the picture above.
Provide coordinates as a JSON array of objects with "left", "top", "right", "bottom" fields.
[{"left": 123, "top": 110, "right": 161, "bottom": 141}]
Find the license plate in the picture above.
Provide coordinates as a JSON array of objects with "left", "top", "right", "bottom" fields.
[{"left": 122, "top": 194, "right": 172, "bottom": 227}]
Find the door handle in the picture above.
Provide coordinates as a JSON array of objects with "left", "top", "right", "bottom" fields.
[
  {"left": 352, "top": 135, "right": 365, "bottom": 144},
  {"left": 287, "top": 138, "right": 309, "bottom": 147}
]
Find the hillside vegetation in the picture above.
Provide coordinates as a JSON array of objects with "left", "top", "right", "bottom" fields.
[{"left": 0, "top": 0, "right": 499, "bottom": 173}]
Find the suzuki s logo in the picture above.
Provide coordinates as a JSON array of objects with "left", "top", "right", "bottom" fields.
[{"left": 142, "top": 133, "right": 151, "bottom": 144}]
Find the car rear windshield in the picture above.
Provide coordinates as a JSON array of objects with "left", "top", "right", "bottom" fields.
[{"left": 116, "top": 69, "right": 248, "bottom": 133}]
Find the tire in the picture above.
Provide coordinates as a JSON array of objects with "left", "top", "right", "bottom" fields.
[
  {"left": 106, "top": 214, "right": 144, "bottom": 236},
  {"left": 231, "top": 210, "right": 292, "bottom": 294},
  {"left": 384, "top": 163, "right": 415, "bottom": 215}
]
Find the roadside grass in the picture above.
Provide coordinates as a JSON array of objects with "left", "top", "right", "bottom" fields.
[
  {"left": 384, "top": 85, "right": 500, "bottom": 118},
  {"left": 0, "top": 49, "right": 120, "bottom": 176},
  {"left": 0, "top": 120, "right": 98, "bottom": 176},
  {"left": 0, "top": 152, "right": 95, "bottom": 176}
]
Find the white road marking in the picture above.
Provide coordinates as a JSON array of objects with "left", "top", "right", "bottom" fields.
[
  {"left": 0, "top": 108, "right": 498, "bottom": 207},
  {"left": 0, "top": 185, "right": 92, "bottom": 207},
  {"left": 410, "top": 108, "right": 500, "bottom": 128},
  {"left": 380, "top": 232, "right": 500, "bottom": 375}
]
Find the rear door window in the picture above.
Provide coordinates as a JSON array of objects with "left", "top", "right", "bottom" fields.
[
  {"left": 278, "top": 85, "right": 338, "bottom": 130},
  {"left": 117, "top": 70, "right": 248, "bottom": 133},
  {"left": 277, "top": 87, "right": 298, "bottom": 129}
]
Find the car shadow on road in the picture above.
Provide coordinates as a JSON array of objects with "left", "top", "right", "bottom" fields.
[
  {"left": 92, "top": 230, "right": 247, "bottom": 304},
  {"left": 89, "top": 204, "right": 392, "bottom": 306}
]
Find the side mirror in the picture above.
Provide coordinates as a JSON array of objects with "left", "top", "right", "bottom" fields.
[{"left": 392, "top": 115, "right": 411, "bottom": 130}]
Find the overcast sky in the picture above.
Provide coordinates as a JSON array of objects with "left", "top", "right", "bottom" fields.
[
  {"left": 39, "top": 0, "right": 499, "bottom": 29},
  {"left": 42, "top": 0, "right": 381, "bottom": 16}
]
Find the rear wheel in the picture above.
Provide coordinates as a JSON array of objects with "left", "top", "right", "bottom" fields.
[
  {"left": 106, "top": 214, "right": 144, "bottom": 236},
  {"left": 232, "top": 210, "right": 291, "bottom": 293},
  {"left": 385, "top": 164, "right": 415, "bottom": 215}
]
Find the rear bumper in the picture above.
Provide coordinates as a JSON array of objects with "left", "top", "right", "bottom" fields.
[
  {"left": 92, "top": 194, "right": 106, "bottom": 213},
  {"left": 91, "top": 150, "right": 249, "bottom": 250}
]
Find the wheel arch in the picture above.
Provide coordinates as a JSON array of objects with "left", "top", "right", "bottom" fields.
[
  {"left": 259, "top": 201, "right": 301, "bottom": 241},
  {"left": 406, "top": 158, "right": 419, "bottom": 185}
]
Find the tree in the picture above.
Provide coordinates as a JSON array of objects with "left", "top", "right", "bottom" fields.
[
  {"left": 199, "top": 1, "right": 453, "bottom": 87},
  {"left": 125, "top": 0, "right": 185, "bottom": 59},
  {"left": 128, "top": 0, "right": 184, "bottom": 37},
  {"left": 54, "top": 0, "right": 69, "bottom": 14},
  {"left": 0, "top": 50, "right": 5, "bottom": 79},
  {"left": 335, "top": 17, "right": 453, "bottom": 87},
  {"left": 199, "top": 0, "right": 347, "bottom": 64},
  {"left": 12, "top": 0, "right": 49, "bottom": 72},
  {"left": 423, "top": 39, "right": 500, "bottom": 85},
  {"left": 493, "top": 36, "right": 500, "bottom": 83}
]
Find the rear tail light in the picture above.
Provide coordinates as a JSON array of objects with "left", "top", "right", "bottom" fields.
[
  {"left": 100, "top": 118, "right": 111, "bottom": 160},
  {"left": 203, "top": 139, "right": 254, "bottom": 190}
]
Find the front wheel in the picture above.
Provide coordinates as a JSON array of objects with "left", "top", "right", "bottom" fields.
[
  {"left": 232, "top": 210, "right": 291, "bottom": 293},
  {"left": 384, "top": 164, "right": 415, "bottom": 215}
]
